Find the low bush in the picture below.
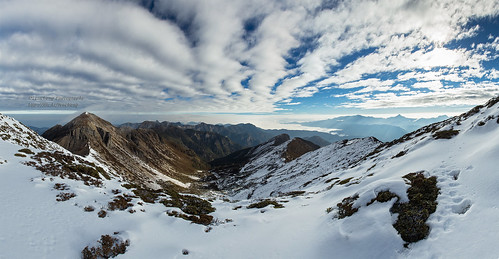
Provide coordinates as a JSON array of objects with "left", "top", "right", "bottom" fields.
[
  {"left": 53, "top": 183, "right": 69, "bottom": 191},
  {"left": 56, "top": 192, "right": 76, "bottom": 202},
  {"left": 338, "top": 177, "right": 354, "bottom": 185},
  {"left": 166, "top": 210, "right": 214, "bottom": 226},
  {"left": 14, "top": 153, "right": 26, "bottom": 158},
  {"left": 366, "top": 191, "right": 398, "bottom": 206},
  {"left": 391, "top": 172, "right": 439, "bottom": 244},
  {"left": 247, "top": 199, "right": 284, "bottom": 209},
  {"left": 81, "top": 234, "right": 129, "bottom": 259},
  {"left": 336, "top": 194, "right": 359, "bottom": 219},
  {"left": 160, "top": 189, "right": 215, "bottom": 216},
  {"left": 433, "top": 129, "right": 459, "bottom": 139},
  {"left": 84, "top": 206, "right": 95, "bottom": 212},
  {"left": 18, "top": 148, "right": 34, "bottom": 155},
  {"left": 108, "top": 195, "right": 133, "bottom": 211},
  {"left": 282, "top": 191, "right": 306, "bottom": 197},
  {"left": 392, "top": 150, "right": 406, "bottom": 158},
  {"left": 98, "top": 210, "right": 107, "bottom": 218},
  {"left": 132, "top": 188, "right": 161, "bottom": 204}
]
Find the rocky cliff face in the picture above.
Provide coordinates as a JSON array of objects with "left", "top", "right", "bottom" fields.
[{"left": 43, "top": 113, "right": 207, "bottom": 190}]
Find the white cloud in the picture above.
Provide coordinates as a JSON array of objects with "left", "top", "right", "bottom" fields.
[
  {"left": 342, "top": 82, "right": 499, "bottom": 109},
  {"left": 0, "top": 0, "right": 497, "bottom": 116}
]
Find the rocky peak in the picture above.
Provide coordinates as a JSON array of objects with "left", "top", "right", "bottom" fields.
[
  {"left": 283, "top": 137, "right": 320, "bottom": 162},
  {"left": 42, "top": 112, "right": 115, "bottom": 156},
  {"left": 42, "top": 112, "right": 208, "bottom": 190}
]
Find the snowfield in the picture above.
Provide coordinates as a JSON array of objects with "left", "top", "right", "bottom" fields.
[{"left": 1, "top": 98, "right": 499, "bottom": 258}]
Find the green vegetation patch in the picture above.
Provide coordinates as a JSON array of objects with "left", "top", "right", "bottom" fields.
[
  {"left": 166, "top": 210, "right": 214, "bottom": 226},
  {"left": 281, "top": 191, "right": 306, "bottom": 197},
  {"left": 338, "top": 177, "right": 354, "bottom": 185},
  {"left": 332, "top": 172, "right": 439, "bottom": 245},
  {"left": 392, "top": 150, "right": 406, "bottom": 159},
  {"left": 64, "top": 164, "right": 109, "bottom": 180},
  {"left": 433, "top": 129, "right": 459, "bottom": 139},
  {"left": 132, "top": 188, "right": 161, "bottom": 204},
  {"left": 160, "top": 188, "right": 215, "bottom": 225},
  {"left": 391, "top": 172, "right": 439, "bottom": 244},
  {"left": 28, "top": 151, "right": 104, "bottom": 187},
  {"left": 247, "top": 199, "right": 284, "bottom": 209},
  {"left": 366, "top": 191, "right": 398, "bottom": 206}
]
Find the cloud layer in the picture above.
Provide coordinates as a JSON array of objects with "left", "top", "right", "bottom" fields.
[{"left": 0, "top": 0, "right": 498, "bottom": 115}]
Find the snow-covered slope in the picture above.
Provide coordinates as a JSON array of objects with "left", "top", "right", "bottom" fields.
[
  {"left": 214, "top": 136, "right": 381, "bottom": 199},
  {"left": 2, "top": 97, "right": 499, "bottom": 258}
]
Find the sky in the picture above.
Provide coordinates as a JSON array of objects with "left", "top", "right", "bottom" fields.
[{"left": 0, "top": 0, "right": 498, "bottom": 128}]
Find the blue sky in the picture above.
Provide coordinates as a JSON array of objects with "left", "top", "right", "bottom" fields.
[{"left": 0, "top": 0, "right": 498, "bottom": 128}]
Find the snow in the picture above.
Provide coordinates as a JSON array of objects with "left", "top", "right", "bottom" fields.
[{"left": 2, "top": 100, "right": 499, "bottom": 259}]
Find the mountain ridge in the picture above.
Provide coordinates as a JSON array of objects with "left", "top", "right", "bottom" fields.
[{"left": 43, "top": 112, "right": 208, "bottom": 190}]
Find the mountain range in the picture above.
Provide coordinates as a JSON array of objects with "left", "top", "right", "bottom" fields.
[
  {"left": 1, "top": 97, "right": 499, "bottom": 258},
  {"left": 299, "top": 114, "right": 448, "bottom": 142},
  {"left": 121, "top": 121, "right": 340, "bottom": 148}
]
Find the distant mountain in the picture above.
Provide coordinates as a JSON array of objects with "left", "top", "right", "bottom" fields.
[
  {"left": 302, "top": 136, "right": 331, "bottom": 147},
  {"left": 131, "top": 121, "right": 340, "bottom": 148},
  {"left": 43, "top": 112, "right": 207, "bottom": 190},
  {"left": 27, "top": 125, "right": 50, "bottom": 135},
  {"left": 300, "top": 114, "right": 448, "bottom": 142},
  {"left": 177, "top": 123, "right": 274, "bottom": 148},
  {"left": 120, "top": 121, "right": 242, "bottom": 162}
]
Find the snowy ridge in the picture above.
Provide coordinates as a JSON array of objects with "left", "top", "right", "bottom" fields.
[
  {"left": 0, "top": 113, "right": 63, "bottom": 151},
  {"left": 226, "top": 137, "right": 381, "bottom": 199}
]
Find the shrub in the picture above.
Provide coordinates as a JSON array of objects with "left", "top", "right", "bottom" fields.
[
  {"left": 132, "top": 188, "right": 161, "bottom": 204},
  {"left": 166, "top": 210, "right": 214, "bottom": 226},
  {"left": 56, "top": 192, "right": 76, "bottom": 202},
  {"left": 391, "top": 172, "right": 439, "bottom": 244},
  {"left": 247, "top": 199, "right": 284, "bottom": 209},
  {"left": 392, "top": 150, "right": 406, "bottom": 158},
  {"left": 366, "top": 191, "right": 398, "bottom": 206},
  {"left": 325, "top": 177, "right": 339, "bottom": 184},
  {"left": 53, "top": 183, "right": 69, "bottom": 191},
  {"left": 64, "top": 164, "right": 100, "bottom": 179},
  {"left": 81, "top": 234, "right": 130, "bottom": 259},
  {"left": 121, "top": 183, "right": 138, "bottom": 189},
  {"left": 336, "top": 194, "right": 359, "bottom": 219},
  {"left": 477, "top": 121, "right": 486, "bottom": 126},
  {"left": 98, "top": 210, "right": 107, "bottom": 218},
  {"left": 160, "top": 189, "right": 215, "bottom": 215},
  {"left": 18, "top": 148, "right": 34, "bottom": 155},
  {"left": 14, "top": 153, "right": 26, "bottom": 157},
  {"left": 108, "top": 195, "right": 133, "bottom": 211},
  {"left": 282, "top": 191, "right": 306, "bottom": 197},
  {"left": 433, "top": 129, "right": 459, "bottom": 139},
  {"left": 84, "top": 206, "right": 95, "bottom": 212},
  {"left": 338, "top": 177, "right": 354, "bottom": 185}
]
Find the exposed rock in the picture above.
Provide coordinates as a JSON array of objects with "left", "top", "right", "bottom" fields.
[{"left": 43, "top": 113, "right": 207, "bottom": 190}]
